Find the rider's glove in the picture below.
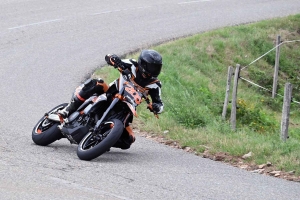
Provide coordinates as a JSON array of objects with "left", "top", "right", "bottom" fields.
[
  {"left": 151, "top": 103, "right": 161, "bottom": 113},
  {"left": 105, "top": 54, "right": 123, "bottom": 68}
]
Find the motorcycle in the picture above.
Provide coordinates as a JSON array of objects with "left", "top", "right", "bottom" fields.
[{"left": 32, "top": 63, "right": 158, "bottom": 161}]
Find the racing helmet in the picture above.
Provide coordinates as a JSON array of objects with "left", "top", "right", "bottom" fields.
[{"left": 137, "top": 49, "right": 162, "bottom": 78}]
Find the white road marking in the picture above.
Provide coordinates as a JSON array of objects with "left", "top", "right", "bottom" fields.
[
  {"left": 178, "top": 0, "right": 211, "bottom": 4},
  {"left": 90, "top": 11, "right": 113, "bottom": 15},
  {"left": 8, "top": 19, "right": 63, "bottom": 30},
  {"left": 90, "top": 6, "right": 151, "bottom": 16},
  {"left": 7, "top": 2, "right": 206, "bottom": 30}
]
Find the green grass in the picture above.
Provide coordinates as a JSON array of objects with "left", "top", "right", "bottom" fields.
[{"left": 93, "top": 14, "right": 300, "bottom": 176}]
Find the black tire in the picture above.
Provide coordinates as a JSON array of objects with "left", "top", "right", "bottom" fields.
[
  {"left": 32, "top": 103, "right": 68, "bottom": 146},
  {"left": 77, "top": 119, "right": 123, "bottom": 161}
]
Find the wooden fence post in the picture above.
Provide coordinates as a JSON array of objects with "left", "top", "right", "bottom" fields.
[
  {"left": 272, "top": 35, "right": 281, "bottom": 98},
  {"left": 230, "top": 64, "right": 240, "bottom": 131},
  {"left": 222, "top": 66, "right": 234, "bottom": 120},
  {"left": 281, "top": 83, "right": 292, "bottom": 141}
]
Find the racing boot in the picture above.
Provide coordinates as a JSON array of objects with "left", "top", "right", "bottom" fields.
[
  {"left": 126, "top": 125, "right": 136, "bottom": 144},
  {"left": 113, "top": 125, "right": 135, "bottom": 150},
  {"left": 58, "top": 95, "right": 84, "bottom": 118}
]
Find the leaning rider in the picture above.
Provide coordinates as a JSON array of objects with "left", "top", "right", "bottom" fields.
[{"left": 59, "top": 49, "right": 164, "bottom": 149}]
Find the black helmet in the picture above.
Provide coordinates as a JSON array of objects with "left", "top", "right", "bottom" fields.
[{"left": 138, "top": 49, "right": 162, "bottom": 78}]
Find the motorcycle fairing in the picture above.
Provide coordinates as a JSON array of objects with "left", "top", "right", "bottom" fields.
[
  {"left": 47, "top": 113, "right": 61, "bottom": 122},
  {"left": 77, "top": 95, "right": 98, "bottom": 111},
  {"left": 124, "top": 102, "right": 137, "bottom": 117},
  {"left": 85, "top": 94, "right": 108, "bottom": 114},
  {"left": 121, "top": 82, "right": 143, "bottom": 117},
  {"left": 124, "top": 85, "right": 142, "bottom": 105}
]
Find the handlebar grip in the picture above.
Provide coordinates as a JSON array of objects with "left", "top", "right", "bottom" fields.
[{"left": 147, "top": 104, "right": 159, "bottom": 119}]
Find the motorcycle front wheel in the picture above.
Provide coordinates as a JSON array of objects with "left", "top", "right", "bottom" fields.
[
  {"left": 77, "top": 119, "right": 123, "bottom": 161},
  {"left": 32, "top": 103, "right": 67, "bottom": 146}
]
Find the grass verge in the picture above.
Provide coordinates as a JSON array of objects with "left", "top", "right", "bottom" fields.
[{"left": 93, "top": 14, "right": 300, "bottom": 181}]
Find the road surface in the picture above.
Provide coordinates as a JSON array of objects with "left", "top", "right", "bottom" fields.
[{"left": 1, "top": 0, "right": 300, "bottom": 199}]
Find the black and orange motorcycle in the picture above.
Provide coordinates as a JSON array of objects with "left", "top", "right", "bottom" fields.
[{"left": 32, "top": 64, "right": 157, "bottom": 161}]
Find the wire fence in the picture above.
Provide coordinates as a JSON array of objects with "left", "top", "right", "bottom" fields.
[
  {"left": 239, "top": 76, "right": 300, "bottom": 104},
  {"left": 238, "top": 39, "right": 300, "bottom": 105},
  {"left": 223, "top": 38, "right": 299, "bottom": 137},
  {"left": 240, "top": 39, "right": 300, "bottom": 71}
]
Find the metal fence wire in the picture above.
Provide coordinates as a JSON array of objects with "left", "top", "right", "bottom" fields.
[{"left": 238, "top": 39, "right": 300, "bottom": 105}]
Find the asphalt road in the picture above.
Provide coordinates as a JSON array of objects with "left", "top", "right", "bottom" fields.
[{"left": 1, "top": 0, "right": 300, "bottom": 199}]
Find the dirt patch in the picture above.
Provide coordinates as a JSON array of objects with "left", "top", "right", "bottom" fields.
[{"left": 135, "top": 129, "right": 300, "bottom": 183}]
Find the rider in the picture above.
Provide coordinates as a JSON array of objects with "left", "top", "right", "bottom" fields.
[{"left": 59, "top": 49, "right": 164, "bottom": 149}]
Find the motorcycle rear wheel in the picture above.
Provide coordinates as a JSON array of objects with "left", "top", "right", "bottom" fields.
[
  {"left": 32, "top": 103, "right": 67, "bottom": 146},
  {"left": 77, "top": 119, "right": 123, "bottom": 161}
]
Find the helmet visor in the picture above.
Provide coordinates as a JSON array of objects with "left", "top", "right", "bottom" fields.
[{"left": 145, "top": 63, "right": 162, "bottom": 77}]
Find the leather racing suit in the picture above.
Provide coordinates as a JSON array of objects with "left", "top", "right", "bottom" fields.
[{"left": 64, "top": 58, "right": 164, "bottom": 149}]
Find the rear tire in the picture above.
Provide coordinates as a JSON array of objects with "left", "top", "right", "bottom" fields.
[
  {"left": 77, "top": 119, "right": 123, "bottom": 161},
  {"left": 32, "top": 103, "right": 67, "bottom": 146}
]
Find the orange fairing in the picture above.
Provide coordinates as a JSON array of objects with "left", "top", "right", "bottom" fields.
[
  {"left": 124, "top": 86, "right": 142, "bottom": 105},
  {"left": 114, "top": 93, "right": 138, "bottom": 116},
  {"left": 125, "top": 102, "right": 138, "bottom": 117}
]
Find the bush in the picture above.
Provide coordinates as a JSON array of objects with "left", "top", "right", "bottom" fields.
[{"left": 236, "top": 99, "right": 277, "bottom": 133}]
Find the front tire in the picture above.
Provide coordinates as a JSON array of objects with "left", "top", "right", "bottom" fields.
[
  {"left": 32, "top": 103, "right": 67, "bottom": 146},
  {"left": 77, "top": 119, "right": 123, "bottom": 161}
]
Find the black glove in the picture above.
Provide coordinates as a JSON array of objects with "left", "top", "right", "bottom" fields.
[
  {"left": 105, "top": 54, "right": 122, "bottom": 68},
  {"left": 151, "top": 103, "right": 161, "bottom": 113}
]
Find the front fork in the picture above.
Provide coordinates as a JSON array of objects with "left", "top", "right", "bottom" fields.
[{"left": 94, "top": 97, "right": 120, "bottom": 132}]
